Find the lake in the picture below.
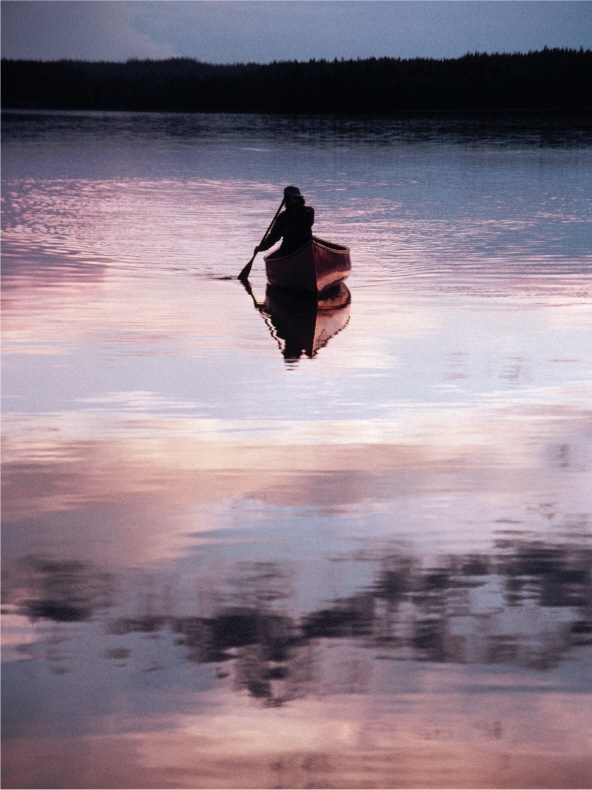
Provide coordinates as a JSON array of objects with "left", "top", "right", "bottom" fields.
[{"left": 2, "top": 110, "right": 591, "bottom": 789}]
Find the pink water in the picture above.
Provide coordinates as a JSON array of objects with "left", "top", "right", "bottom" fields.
[{"left": 2, "top": 110, "right": 592, "bottom": 788}]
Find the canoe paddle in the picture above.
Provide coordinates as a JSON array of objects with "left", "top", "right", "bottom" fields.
[{"left": 238, "top": 197, "right": 285, "bottom": 281}]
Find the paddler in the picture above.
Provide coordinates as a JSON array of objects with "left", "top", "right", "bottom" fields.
[{"left": 254, "top": 186, "right": 315, "bottom": 258}]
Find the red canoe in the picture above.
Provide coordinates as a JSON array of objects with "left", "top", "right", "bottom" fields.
[{"left": 264, "top": 236, "right": 351, "bottom": 295}]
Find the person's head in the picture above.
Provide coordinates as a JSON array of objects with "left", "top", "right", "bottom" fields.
[{"left": 284, "top": 185, "right": 305, "bottom": 207}]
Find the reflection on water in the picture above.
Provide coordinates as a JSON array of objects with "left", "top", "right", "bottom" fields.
[
  {"left": 9, "top": 556, "right": 115, "bottom": 624},
  {"left": 3, "top": 109, "right": 591, "bottom": 150},
  {"left": 244, "top": 281, "right": 351, "bottom": 364},
  {"left": 7, "top": 537, "right": 590, "bottom": 682},
  {"left": 2, "top": 111, "right": 592, "bottom": 788},
  {"left": 3, "top": 530, "right": 591, "bottom": 786}
]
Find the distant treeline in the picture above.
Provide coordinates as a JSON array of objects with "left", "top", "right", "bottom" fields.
[{"left": 2, "top": 49, "right": 591, "bottom": 114}]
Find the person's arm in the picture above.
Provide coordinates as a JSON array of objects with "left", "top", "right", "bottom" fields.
[{"left": 257, "top": 213, "right": 284, "bottom": 252}]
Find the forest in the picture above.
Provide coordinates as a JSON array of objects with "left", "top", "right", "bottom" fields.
[{"left": 2, "top": 48, "right": 591, "bottom": 114}]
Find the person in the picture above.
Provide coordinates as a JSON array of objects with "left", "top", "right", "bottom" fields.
[{"left": 255, "top": 186, "right": 315, "bottom": 258}]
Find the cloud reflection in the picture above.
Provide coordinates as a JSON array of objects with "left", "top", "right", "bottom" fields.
[
  {"left": 2, "top": 533, "right": 591, "bottom": 787},
  {"left": 3, "top": 110, "right": 591, "bottom": 790}
]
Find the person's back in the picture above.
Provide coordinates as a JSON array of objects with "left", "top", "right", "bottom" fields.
[{"left": 257, "top": 186, "right": 314, "bottom": 257}]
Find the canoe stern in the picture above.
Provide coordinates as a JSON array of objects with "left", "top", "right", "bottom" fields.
[
  {"left": 264, "top": 244, "right": 317, "bottom": 292},
  {"left": 264, "top": 236, "right": 351, "bottom": 295},
  {"left": 311, "top": 237, "right": 351, "bottom": 294}
]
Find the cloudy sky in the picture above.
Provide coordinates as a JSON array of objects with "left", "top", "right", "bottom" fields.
[{"left": 2, "top": 1, "right": 592, "bottom": 63}]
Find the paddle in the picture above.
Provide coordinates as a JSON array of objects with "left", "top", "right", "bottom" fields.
[{"left": 238, "top": 197, "right": 285, "bottom": 281}]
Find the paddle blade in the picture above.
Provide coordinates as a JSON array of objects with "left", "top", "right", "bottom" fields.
[
  {"left": 239, "top": 197, "right": 284, "bottom": 280},
  {"left": 238, "top": 253, "right": 256, "bottom": 281}
]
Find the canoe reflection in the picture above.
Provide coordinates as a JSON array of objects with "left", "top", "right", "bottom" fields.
[{"left": 245, "top": 281, "right": 351, "bottom": 361}]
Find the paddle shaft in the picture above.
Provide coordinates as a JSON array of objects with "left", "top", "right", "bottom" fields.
[{"left": 238, "top": 197, "right": 285, "bottom": 280}]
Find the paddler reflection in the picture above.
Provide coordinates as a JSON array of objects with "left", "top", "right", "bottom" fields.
[{"left": 243, "top": 281, "right": 351, "bottom": 363}]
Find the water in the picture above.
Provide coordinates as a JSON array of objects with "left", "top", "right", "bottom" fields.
[{"left": 2, "top": 110, "right": 592, "bottom": 789}]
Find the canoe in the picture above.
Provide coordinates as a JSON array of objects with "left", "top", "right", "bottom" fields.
[
  {"left": 264, "top": 235, "right": 351, "bottom": 295},
  {"left": 263, "top": 282, "right": 351, "bottom": 361}
]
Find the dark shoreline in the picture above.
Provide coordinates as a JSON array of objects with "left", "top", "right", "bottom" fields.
[{"left": 3, "top": 49, "right": 591, "bottom": 115}]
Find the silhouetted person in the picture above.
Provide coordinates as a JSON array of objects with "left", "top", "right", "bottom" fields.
[{"left": 255, "top": 186, "right": 314, "bottom": 258}]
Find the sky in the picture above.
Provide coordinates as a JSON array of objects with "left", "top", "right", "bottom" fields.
[{"left": 2, "top": 1, "right": 592, "bottom": 64}]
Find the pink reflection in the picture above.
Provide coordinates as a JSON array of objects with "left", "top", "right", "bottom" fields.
[
  {"left": 3, "top": 116, "right": 592, "bottom": 790},
  {"left": 3, "top": 685, "right": 591, "bottom": 789}
]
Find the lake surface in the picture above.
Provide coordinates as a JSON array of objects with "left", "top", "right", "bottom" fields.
[{"left": 2, "top": 110, "right": 592, "bottom": 789}]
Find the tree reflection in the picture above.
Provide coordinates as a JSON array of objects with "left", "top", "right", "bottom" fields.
[
  {"left": 5, "top": 537, "right": 590, "bottom": 704},
  {"left": 7, "top": 555, "right": 114, "bottom": 623}
]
